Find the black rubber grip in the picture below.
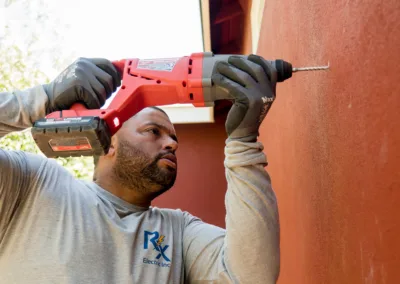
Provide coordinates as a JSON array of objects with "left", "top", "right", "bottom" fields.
[{"left": 275, "top": 59, "right": 293, "bottom": 82}]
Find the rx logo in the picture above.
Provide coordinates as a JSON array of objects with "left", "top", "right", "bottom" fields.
[{"left": 144, "top": 231, "right": 171, "bottom": 262}]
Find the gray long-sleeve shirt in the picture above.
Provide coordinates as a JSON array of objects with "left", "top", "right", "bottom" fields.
[{"left": 0, "top": 85, "right": 280, "bottom": 283}]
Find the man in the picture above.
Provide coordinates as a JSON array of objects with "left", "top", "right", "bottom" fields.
[{"left": 0, "top": 55, "right": 280, "bottom": 283}]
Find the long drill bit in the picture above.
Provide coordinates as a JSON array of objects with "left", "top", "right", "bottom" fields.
[{"left": 292, "top": 62, "right": 330, "bottom": 73}]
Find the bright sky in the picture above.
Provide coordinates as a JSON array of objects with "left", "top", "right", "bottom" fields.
[
  {"left": 1, "top": 0, "right": 212, "bottom": 122},
  {"left": 1, "top": 0, "right": 204, "bottom": 75}
]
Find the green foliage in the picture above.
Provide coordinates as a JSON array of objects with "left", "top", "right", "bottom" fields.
[
  {"left": 0, "top": 43, "right": 94, "bottom": 180},
  {"left": 4, "top": 0, "right": 18, "bottom": 7},
  {"left": 0, "top": 45, "right": 48, "bottom": 91}
]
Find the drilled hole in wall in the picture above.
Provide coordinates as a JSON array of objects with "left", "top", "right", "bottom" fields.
[
  {"left": 189, "top": 93, "right": 193, "bottom": 100},
  {"left": 182, "top": 81, "right": 187, "bottom": 87}
]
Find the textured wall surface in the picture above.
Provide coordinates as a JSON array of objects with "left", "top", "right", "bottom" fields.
[
  {"left": 256, "top": 0, "right": 400, "bottom": 283},
  {"left": 152, "top": 117, "right": 228, "bottom": 228}
]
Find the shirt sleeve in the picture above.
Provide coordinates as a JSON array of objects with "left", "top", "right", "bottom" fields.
[
  {"left": 0, "top": 85, "right": 48, "bottom": 138},
  {"left": 0, "top": 150, "right": 45, "bottom": 242},
  {"left": 183, "top": 139, "right": 280, "bottom": 284}
]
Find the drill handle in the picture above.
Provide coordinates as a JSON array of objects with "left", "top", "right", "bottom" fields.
[
  {"left": 70, "top": 60, "right": 126, "bottom": 111},
  {"left": 70, "top": 102, "right": 89, "bottom": 111},
  {"left": 112, "top": 60, "right": 126, "bottom": 80}
]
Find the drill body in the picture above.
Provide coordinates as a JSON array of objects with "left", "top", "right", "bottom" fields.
[{"left": 31, "top": 52, "right": 293, "bottom": 158}]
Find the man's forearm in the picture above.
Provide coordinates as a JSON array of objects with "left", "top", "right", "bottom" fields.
[
  {"left": 0, "top": 85, "right": 47, "bottom": 138},
  {"left": 223, "top": 139, "right": 280, "bottom": 283}
]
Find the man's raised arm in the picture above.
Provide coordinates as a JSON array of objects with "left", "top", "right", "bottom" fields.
[
  {"left": 183, "top": 55, "right": 280, "bottom": 284},
  {"left": 0, "top": 58, "right": 121, "bottom": 240},
  {"left": 0, "top": 86, "right": 47, "bottom": 138},
  {"left": 0, "top": 58, "right": 121, "bottom": 139}
]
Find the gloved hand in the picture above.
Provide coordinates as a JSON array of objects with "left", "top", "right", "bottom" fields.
[
  {"left": 212, "top": 54, "right": 278, "bottom": 142},
  {"left": 43, "top": 58, "right": 121, "bottom": 114}
]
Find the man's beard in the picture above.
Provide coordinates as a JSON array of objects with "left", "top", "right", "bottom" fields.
[{"left": 112, "top": 139, "right": 177, "bottom": 198}]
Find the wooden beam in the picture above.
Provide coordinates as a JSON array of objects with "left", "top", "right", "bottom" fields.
[{"left": 200, "top": 0, "right": 212, "bottom": 52}]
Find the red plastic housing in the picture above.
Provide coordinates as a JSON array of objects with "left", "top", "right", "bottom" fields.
[{"left": 46, "top": 52, "right": 206, "bottom": 135}]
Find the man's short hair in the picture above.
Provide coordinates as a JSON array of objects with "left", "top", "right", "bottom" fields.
[{"left": 149, "top": 106, "right": 169, "bottom": 118}]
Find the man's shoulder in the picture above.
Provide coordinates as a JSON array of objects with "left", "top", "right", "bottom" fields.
[
  {"left": 150, "top": 206, "right": 185, "bottom": 218},
  {"left": 0, "top": 149, "right": 67, "bottom": 176},
  {"left": 23, "top": 151, "right": 75, "bottom": 179},
  {"left": 150, "top": 207, "right": 203, "bottom": 227}
]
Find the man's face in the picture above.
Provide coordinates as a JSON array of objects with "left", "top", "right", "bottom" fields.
[{"left": 111, "top": 107, "right": 178, "bottom": 198}]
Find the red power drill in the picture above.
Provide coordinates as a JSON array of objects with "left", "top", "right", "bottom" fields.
[{"left": 31, "top": 52, "right": 294, "bottom": 158}]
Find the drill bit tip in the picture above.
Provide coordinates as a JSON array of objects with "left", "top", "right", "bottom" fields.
[{"left": 292, "top": 62, "right": 330, "bottom": 72}]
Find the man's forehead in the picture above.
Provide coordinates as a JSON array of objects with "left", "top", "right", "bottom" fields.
[{"left": 129, "top": 107, "right": 174, "bottom": 130}]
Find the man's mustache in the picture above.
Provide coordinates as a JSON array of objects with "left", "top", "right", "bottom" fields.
[{"left": 153, "top": 152, "right": 177, "bottom": 164}]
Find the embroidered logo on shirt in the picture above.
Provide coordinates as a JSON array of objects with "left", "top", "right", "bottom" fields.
[{"left": 143, "top": 231, "right": 171, "bottom": 268}]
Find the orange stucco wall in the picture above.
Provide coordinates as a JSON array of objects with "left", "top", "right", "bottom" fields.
[
  {"left": 255, "top": 0, "right": 400, "bottom": 283},
  {"left": 152, "top": 116, "right": 228, "bottom": 229}
]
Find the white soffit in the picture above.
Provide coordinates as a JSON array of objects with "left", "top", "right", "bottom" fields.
[{"left": 158, "top": 104, "right": 214, "bottom": 124}]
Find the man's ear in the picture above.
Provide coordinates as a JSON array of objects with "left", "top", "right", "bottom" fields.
[{"left": 106, "top": 135, "right": 118, "bottom": 157}]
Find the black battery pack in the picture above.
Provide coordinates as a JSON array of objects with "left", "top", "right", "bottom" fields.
[{"left": 31, "top": 116, "right": 111, "bottom": 158}]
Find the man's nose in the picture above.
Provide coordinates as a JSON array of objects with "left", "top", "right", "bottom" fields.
[{"left": 163, "top": 136, "right": 178, "bottom": 151}]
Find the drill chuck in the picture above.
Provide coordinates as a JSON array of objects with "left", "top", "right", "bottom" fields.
[
  {"left": 274, "top": 59, "right": 293, "bottom": 82},
  {"left": 273, "top": 59, "right": 330, "bottom": 82}
]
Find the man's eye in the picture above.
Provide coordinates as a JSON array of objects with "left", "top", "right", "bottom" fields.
[{"left": 148, "top": 128, "right": 160, "bottom": 135}]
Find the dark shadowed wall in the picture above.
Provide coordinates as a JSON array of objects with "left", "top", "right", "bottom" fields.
[{"left": 152, "top": 115, "right": 228, "bottom": 229}]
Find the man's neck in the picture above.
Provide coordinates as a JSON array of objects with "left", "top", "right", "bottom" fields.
[{"left": 94, "top": 173, "right": 152, "bottom": 208}]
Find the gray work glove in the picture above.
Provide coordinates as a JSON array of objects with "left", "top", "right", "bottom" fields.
[
  {"left": 212, "top": 55, "right": 277, "bottom": 142},
  {"left": 43, "top": 57, "right": 121, "bottom": 113}
]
